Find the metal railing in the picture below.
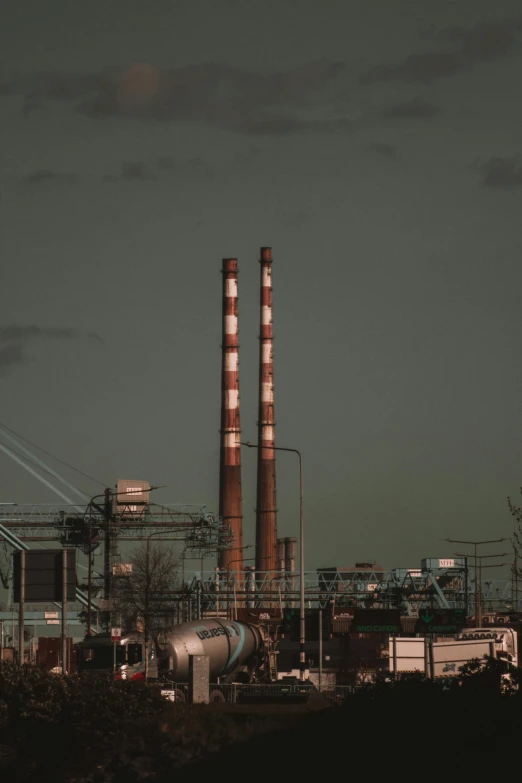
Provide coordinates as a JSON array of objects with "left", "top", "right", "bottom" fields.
[{"left": 157, "top": 681, "right": 356, "bottom": 703}]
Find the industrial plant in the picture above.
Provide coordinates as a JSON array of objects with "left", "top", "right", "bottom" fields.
[{"left": 0, "top": 247, "right": 520, "bottom": 700}]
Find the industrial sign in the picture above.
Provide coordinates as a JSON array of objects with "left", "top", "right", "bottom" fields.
[
  {"left": 114, "top": 480, "right": 150, "bottom": 516},
  {"left": 352, "top": 609, "right": 401, "bottom": 634},
  {"left": 13, "top": 550, "right": 77, "bottom": 603},
  {"left": 44, "top": 612, "right": 58, "bottom": 619},
  {"left": 111, "top": 628, "right": 122, "bottom": 642},
  {"left": 283, "top": 609, "right": 330, "bottom": 641},
  {"left": 46, "top": 619, "right": 60, "bottom": 625},
  {"left": 415, "top": 608, "right": 466, "bottom": 635},
  {"left": 439, "top": 559, "right": 455, "bottom": 569}
]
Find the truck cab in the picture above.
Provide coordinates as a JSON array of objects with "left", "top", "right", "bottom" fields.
[{"left": 77, "top": 633, "right": 157, "bottom": 679}]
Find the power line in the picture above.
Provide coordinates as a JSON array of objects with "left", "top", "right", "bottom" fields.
[{"left": 0, "top": 421, "right": 107, "bottom": 488}]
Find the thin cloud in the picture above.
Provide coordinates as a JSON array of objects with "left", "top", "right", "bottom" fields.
[
  {"left": 361, "top": 17, "right": 522, "bottom": 84},
  {"left": 22, "top": 170, "right": 78, "bottom": 185},
  {"left": 157, "top": 156, "right": 176, "bottom": 170},
  {"left": 383, "top": 98, "right": 438, "bottom": 119},
  {"left": 235, "top": 145, "right": 262, "bottom": 166},
  {"left": 0, "top": 325, "right": 103, "bottom": 374},
  {"left": 3, "top": 59, "right": 346, "bottom": 136},
  {"left": 481, "top": 157, "right": 522, "bottom": 187},
  {"left": 187, "top": 157, "right": 214, "bottom": 180},
  {"left": 105, "top": 157, "right": 215, "bottom": 182},
  {"left": 0, "top": 343, "right": 25, "bottom": 372},
  {"left": 362, "top": 52, "right": 462, "bottom": 84},
  {"left": 104, "top": 161, "right": 156, "bottom": 182},
  {"left": 0, "top": 325, "right": 102, "bottom": 341},
  {"left": 121, "top": 161, "right": 155, "bottom": 181},
  {"left": 443, "top": 18, "right": 522, "bottom": 61},
  {"left": 368, "top": 142, "right": 398, "bottom": 159}
]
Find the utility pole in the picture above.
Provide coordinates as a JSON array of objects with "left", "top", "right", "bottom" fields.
[
  {"left": 447, "top": 538, "right": 507, "bottom": 627},
  {"left": 61, "top": 548, "right": 68, "bottom": 674},
  {"left": 457, "top": 557, "right": 511, "bottom": 623},
  {"left": 87, "top": 507, "right": 93, "bottom": 637},
  {"left": 103, "top": 488, "right": 113, "bottom": 632},
  {"left": 18, "top": 550, "right": 25, "bottom": 664}
]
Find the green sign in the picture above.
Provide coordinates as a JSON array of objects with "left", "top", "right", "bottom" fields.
[
  {"left": 282, "top": 609, "right": 330, "bottom": 641},
  {"left": 415, "top": 608, "right": 466, "bottom": 634},
  {"left": 352, "top": 609, "right": 401, "bottom": 635}
]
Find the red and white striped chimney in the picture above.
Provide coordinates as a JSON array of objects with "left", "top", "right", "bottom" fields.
[
  {"left": 218, "top": 258, "right": 243, "bottom": 574},
  {"left": 255, "top": 247, "right": 278, "bottom": 576}
]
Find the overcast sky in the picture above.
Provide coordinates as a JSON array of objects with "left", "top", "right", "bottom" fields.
[{"left": 1, "top": 0, "right": 522, "bottom": 578}]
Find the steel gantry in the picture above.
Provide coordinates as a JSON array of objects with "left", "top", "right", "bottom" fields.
[{"left": 184, "top": 563, "right": 513, "bottom": 616}]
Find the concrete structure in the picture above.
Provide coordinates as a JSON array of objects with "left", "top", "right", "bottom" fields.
[
  {"left": 255, "top": 247, "right": 278, "bottom": 576},
  {"left": 188, "top": 654, "right": 210, "bottom": 704},
  {"left": 218, "top": 258, "right": 243, "bottom": 573}
]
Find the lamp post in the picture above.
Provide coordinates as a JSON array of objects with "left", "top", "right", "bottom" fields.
[
  {"left": 241, "top": 441, "right": 306, "bottom": 682},
  {"left": 446, "top": 538, "right": 507, "bottom": 627},
  {"left": 454, "top": 551, "right": 510, "bottom": 622}
]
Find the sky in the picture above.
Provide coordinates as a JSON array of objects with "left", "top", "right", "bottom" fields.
[{"left": 1, "top": 0, "right": 522, "bottom": 579}]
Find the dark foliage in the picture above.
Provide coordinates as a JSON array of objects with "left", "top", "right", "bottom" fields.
[
  {"left": 0, "top": 663, "right": 272, "bottom": 781},
  {"left": 2, "top": 658, "right": 521, "bottom": 780}
]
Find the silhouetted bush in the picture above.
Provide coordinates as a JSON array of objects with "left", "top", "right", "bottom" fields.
[
  {"left": 0, "top": 663, "right": 280, "bottom": 781},
  {"left": 2, "top": 658, "right": 521, "bottom": 781}
]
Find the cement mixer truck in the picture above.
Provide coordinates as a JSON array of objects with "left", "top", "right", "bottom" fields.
[{"left": 77, "top": 619, "right": 266, "bottom": 682}]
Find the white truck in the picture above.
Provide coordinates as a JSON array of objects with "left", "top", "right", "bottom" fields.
[{"left": 388, "top": 628, "right": 518, "bottom": 678}]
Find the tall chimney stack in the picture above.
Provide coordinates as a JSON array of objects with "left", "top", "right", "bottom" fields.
[
  {"left": 255, "top": 247, "right": 278, "bottom": 576},
  {"left": 218, "top": 258, "right": 243, "bottom": 573}
]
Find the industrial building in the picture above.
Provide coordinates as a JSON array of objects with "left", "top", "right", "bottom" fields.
[{"left": 0, "top": 247, "right": 518, "bottom": 684}]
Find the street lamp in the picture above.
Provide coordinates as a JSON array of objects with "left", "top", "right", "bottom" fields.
[
  {"left": 454, "top": 551, "right": 510, "bottom": 622},
  {"left": 241, "top": 441, "right": 306, "bottom": 682},
  {"left": 446, "top": 538, "right": 507, "bottom": 627}
]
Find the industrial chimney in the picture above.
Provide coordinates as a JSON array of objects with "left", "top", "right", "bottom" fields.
[
  {"left": 277, "top": 538, "right": 286, "bottom": 575},
  {"left": 255, "top": 247, "right": 278, "bottom": 576},
  {"left": 218, "top": 258, "right": 243, "bottom": 574}
]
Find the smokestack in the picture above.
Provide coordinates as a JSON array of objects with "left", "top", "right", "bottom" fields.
[
  {"left": 277, "top": 538, "right": 286, "bottom": 575},
  {"left": 255, "top": 247, "right": 278, "bottom": 576},
  {"left": 284, "top": 537, "right": 297, "bottom": 576},
  {"left": 218, "top": 258, "right": 243, "bottom": 574}
]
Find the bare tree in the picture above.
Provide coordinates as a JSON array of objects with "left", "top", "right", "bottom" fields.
[
  {"left": 0, "top": 543, "right": 10, "bottom": 590},
  {"left": 508, "top": 491, "right": 522, "bottom": 609},
  {"left": 114, "top": 542, "right": 180, "bottom": 678}
]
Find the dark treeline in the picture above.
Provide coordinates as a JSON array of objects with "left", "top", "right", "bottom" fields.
[{"left": 0, "top": 660, "right": 519, "bottom": 781}]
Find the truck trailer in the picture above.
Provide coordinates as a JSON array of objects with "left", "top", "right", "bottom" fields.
[{"left": 388, "top": 628, "right": 518, "bottom": 679}]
